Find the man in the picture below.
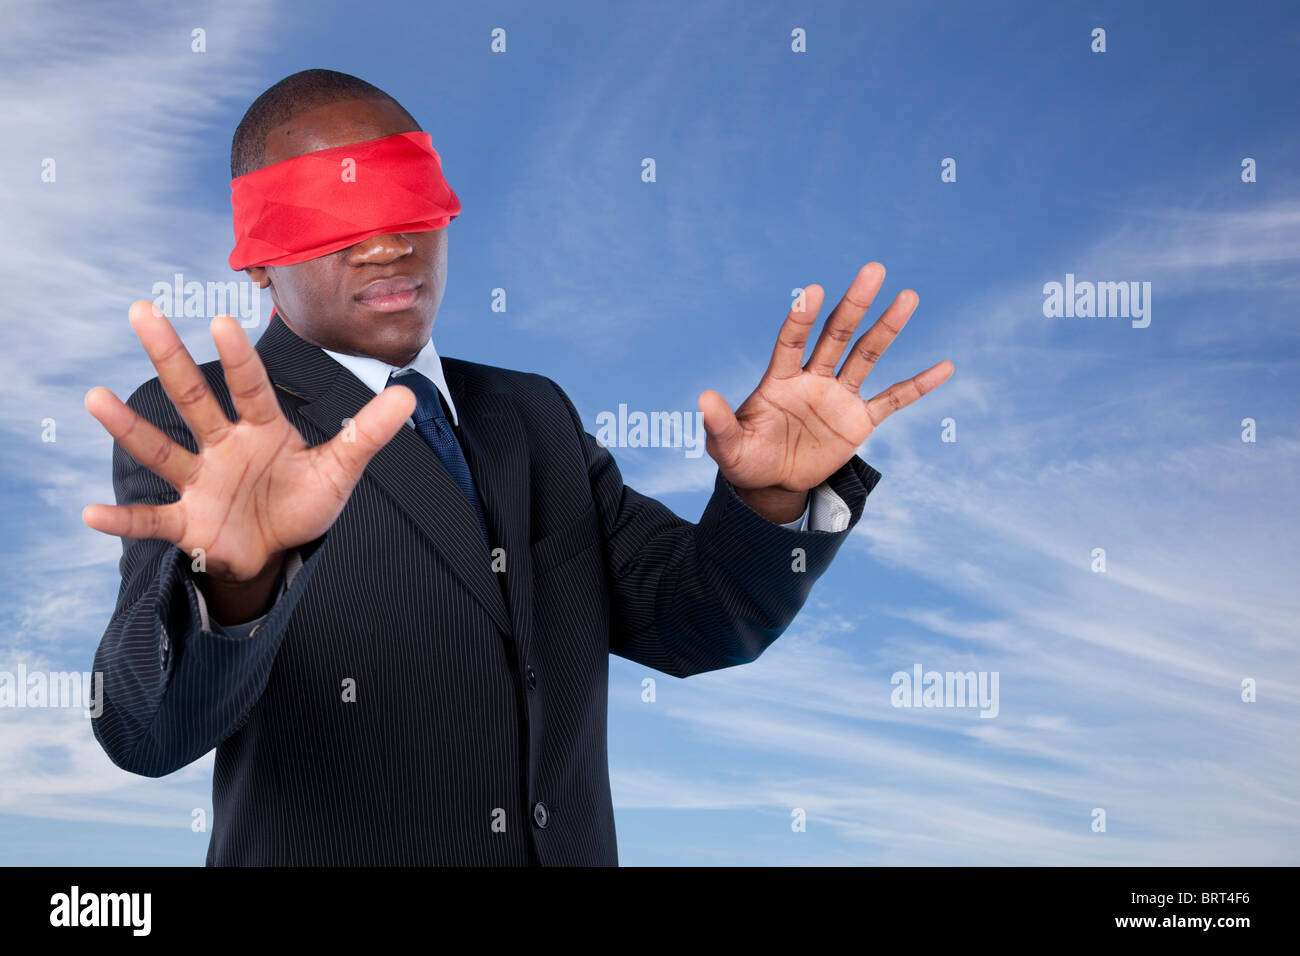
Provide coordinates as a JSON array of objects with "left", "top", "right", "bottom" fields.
[{"left": 84, "top": 69, "right": 952, "bottom": 865}]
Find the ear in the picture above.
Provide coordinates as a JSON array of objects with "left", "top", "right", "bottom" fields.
[{"left": 245, "top": 266, "right": 270, "bottom": 288}]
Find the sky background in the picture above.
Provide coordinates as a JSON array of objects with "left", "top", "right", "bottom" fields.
[{"left": 1, "top": 0, "right": 1298, "bottom": 865}]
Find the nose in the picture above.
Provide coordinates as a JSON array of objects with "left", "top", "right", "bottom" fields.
[{"left": 347, "top": 232, "right": 414, "bottom": 265}]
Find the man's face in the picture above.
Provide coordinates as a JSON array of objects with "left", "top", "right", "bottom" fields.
[{"left": 243, "top": 97, "right": 448, "bottom": 368}]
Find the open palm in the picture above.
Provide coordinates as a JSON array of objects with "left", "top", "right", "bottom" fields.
[
  {"left": 83, "top": 301, "right": 416, "bottom": 583},
  {"left": 699, "top": 263, "right": 953, "bottom": 493}
]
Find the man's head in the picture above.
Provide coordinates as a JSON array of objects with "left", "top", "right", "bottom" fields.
[{"left": 233, "top": 69, "right": 448, "bottom": 367}]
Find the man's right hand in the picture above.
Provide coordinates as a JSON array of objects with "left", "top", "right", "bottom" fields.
[{"left": 84, "top": 300, "right": 417, "bottom": 618}]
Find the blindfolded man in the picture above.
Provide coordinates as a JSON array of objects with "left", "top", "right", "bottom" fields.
[{"left": 83, "top": 68, "right": 952, "bottom": 866}]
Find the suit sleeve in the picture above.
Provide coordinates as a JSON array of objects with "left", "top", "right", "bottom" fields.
[
  {"left": 548, "top": 379, "right": 882, "bottom": 678},
  {"left": 89, "top": 376, "right": 329, "bottom": 777}
]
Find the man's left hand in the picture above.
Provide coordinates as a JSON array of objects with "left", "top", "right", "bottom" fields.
[{"left": 698, "top": 262, "right": 954, "bottom": 524}]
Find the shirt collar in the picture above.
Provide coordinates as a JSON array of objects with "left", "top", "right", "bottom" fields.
[{"left": 320, "top": 337, "right": 460, "bottom": 426}]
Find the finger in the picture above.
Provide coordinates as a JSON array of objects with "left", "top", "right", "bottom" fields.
[
  {"left": 766, "top": 284, "right": 826, "bottom": 380},
  {"left": 864, "top": 360, "right": 955, "bottom": 426},
  {"left": 805, "top": 263, "right": 886, "bottom": 377},
  {"left": 697, "top": 389, "right": 742, "bottom": 466},
  {"left": 837, "top": 289, "right": 918, "bottom": 392},
  {"left": 314, "top": 384, "right": 418, "bottom": 492},
  {"left": 211, "top": 313, "right": 281, "bottom": 427},
  {"left": 128, "top": 300, "right": 231, "bottom": 447},
  {"left": 85, "top": 386, "right": 198, "bottom": 489},
  {"left": 82, "top": 501, "right": 186, "bottom": 543}
]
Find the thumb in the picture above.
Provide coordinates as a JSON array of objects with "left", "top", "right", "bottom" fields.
[
  {"left": 321, "top": 385, "right": 417, "bottom": 483},
  {"left": 698, "top": 389, "right": 741, "bottom": 453}
]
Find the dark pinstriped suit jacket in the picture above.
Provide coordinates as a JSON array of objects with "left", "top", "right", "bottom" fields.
[{"left": 90, "top": 314, "right": 882, "bottom": 865}]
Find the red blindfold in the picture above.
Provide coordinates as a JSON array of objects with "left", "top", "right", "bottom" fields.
[{"left": 228, "top": 131, "right": 460, "bottom": 270}]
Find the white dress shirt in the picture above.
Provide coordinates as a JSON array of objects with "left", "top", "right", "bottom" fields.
[{"left": 195, "top": 337, "right": 851, "bottom": 635}]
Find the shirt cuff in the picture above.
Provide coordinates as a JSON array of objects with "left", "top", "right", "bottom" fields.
[
  {"left": 769, "top": 480, "right": 853, "bottom": 533},
  {"left": 806, "top": 481, "right": 852, "bottom": 532},
  {"left": 194, "top": 549, "right": 304, "bottom": 637}
]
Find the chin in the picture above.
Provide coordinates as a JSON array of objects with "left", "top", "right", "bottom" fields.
[{"left": 355, "top": 312, "right": 433, "bottom": 357}]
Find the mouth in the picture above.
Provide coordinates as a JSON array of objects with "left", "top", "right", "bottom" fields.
[{"left": 355, "top": 276, "right": 423, "bottom": 312}]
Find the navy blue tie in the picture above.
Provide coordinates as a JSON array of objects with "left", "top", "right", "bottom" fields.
[{"left": 387, "top": 370, "right": 490, "bottom": 545}]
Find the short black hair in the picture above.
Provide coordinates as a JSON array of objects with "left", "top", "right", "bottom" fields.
[{"left": 230, "top": 69, "right": 420, "bottom": 178}]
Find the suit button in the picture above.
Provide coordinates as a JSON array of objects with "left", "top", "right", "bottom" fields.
[
  {"left": 532, "top": 801, "right": 549, "bottom": 828},
  {"left": 525, "top": 666, "right": 537, "bottom": 691}
]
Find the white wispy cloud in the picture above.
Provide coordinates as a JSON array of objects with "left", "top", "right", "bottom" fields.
[
  {"left": 608, "top": 200, "right": 1300, "bottom": 863},
  {"left": 0, "top": 0, "right": 282, "bottom": 850}
]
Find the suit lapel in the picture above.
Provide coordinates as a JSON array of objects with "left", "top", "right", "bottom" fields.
[
  {"left": 256, "top": 316, "right": 514, "bottom": 639},
  {"left": 445, "top": 361, "right": 536, "bottom": 672}
]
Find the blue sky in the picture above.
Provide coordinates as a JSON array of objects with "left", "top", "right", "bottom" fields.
[{"left": 2, "top": 0, "right": 1298, "bottom": 865}]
